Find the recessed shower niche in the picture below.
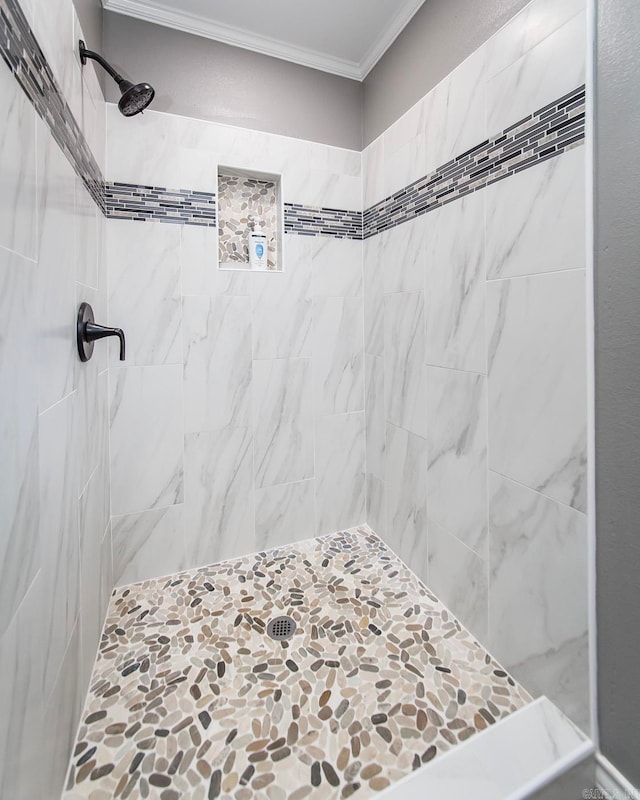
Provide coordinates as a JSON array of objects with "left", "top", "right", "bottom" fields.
[{"left": 217, "top": 166, "right": 283, "bottom": 271}]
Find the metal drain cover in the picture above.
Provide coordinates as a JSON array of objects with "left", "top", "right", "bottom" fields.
[{"left": 267, "top": 616, "right": 297, "bottom": 641}]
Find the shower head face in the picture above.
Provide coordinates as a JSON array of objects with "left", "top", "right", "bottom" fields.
[{"left": 118, "top": 82, "right": 155, "bottom": 117}]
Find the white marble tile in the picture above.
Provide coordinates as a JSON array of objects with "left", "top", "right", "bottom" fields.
[
  {"left": 253, "top": 358, "right": 314, "bottom": 489},
  {"left": 74, "top": 175, "right": 99, "bottom": 290},
  {"left": 0, "top": 573, "right": 44, "bottom": 800},
  {"left": 110, "top": 365, "right": 184, "bottom": 516},
  {"left": 384, "top": 423, "right": 427, "bottom": 580},
  {"left": 108, "top": 220, "right": 182, "bottom": 366},
  {"left": 382, "top": 697, "right": 590, "bottom": 800},
  {"left": 427, "top": 519, "right": 488, "bottom": 642},
  {"left": 382, "top": 217, "right": 425, "bottom": 295},
  {"left": 363, "top": 236, "right": 384, "bottom": 357},
  {"left": 76, "top": 341, "right": 109, "bottom": 498},
  {"left": 424, "top": 192, "right": 487, "bottom": 373},
  {"left": 486, "top": 0, "right": 586, "bottom": 79},
  {"left": 488, "top": 472, "right": 588, "bottom": 716},
  {"left": 384, "top": 291, "right": 426, "bottom": 437},
  {"left": 486, "top": 147, "right": 586, "bottom": 280},
  {"left": 182, "top": 295, "right": 252, "bottom": 432},
  {"left": 315, "top": 412, "right": 366, "bottom": 536},
  {"left": 383, "top": 99, "right": 427, "bottom": 198},
  {"left": 184, "top": 427, "right": 254, "bottom": 567},
  {"left": 312, "top": 296, "right": 364, "bottom": 416},
  {"left": 181, "top": 225, "right": 252, "bottom": 297},
  {"left": 487, "top": 270, "right": 587, "bottom": 511},
  {"left": 365, "top": 354, "right": 385, "bottom": 482},
  {"left": 365, "top": 472, "right": 386, "bottom": 540},
  {"left": 487, "top": 11, "right": 587, "bottom": 137},
  {"left": 284, "top": 168, "right": 361, "bottom": 211},
  {"left": 38, "top": 393, "right": 80, "bottom": 698},
  {"left": 0, "top": 250, "right": 40, "bottom": 637},
  {"left": 112, "top": 504, "right": 186, "bottom": 586},
  {"left": 426, "top": 367, "right": 488, "bottom": 556},
  {"left": 99, "top": 527, "right": 113, "bottom": 625},
  {"left": 0, "top": 58, "right": 37, "bottom": 260},
  {"left": 363, "top": 135, "right": 385, "bottom": 209},
  {"left": 255, "top": 479, "right": 315, "bottom": 551},
  {"left": 251, "top": 248, "right": 312, "bottom": 360},
  {"left": 311, "top": 236, "right": 362, "bottom": 298},
  {"left": 424, "top": 47, "right": 487, "bottom": 174},
  {"left": 35, "top": 126, "right": 78, "bottom": 413}
]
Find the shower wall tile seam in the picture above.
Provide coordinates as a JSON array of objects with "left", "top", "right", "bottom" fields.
[{"left": 487, "top": 467, "right": 589, "bottom": 517}]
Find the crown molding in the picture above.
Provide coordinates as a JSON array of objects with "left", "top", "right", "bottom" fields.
[{"left": 102, "top": 0, "right": 425, "bottom": 81}]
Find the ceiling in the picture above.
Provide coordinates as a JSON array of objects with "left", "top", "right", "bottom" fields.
[{"left": 101, "top": 0, "right": 426, "bottom": 80}]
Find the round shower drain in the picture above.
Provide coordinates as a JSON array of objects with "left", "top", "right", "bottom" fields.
[{"left": 267, "top": 615, "right": 297, "bottom": 641}]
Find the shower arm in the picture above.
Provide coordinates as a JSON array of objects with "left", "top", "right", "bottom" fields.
[{"left": 79, "top": 40, "right": 126, "bottom": 87}]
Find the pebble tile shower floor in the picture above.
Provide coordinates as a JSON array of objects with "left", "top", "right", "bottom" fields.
[{"left": 63, "top": 527, "right": 531, "bottom": 799}]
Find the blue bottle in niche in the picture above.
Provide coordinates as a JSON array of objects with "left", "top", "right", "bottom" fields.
[{"left": 248, "top": 219, "right": 268, "bottom": 270}]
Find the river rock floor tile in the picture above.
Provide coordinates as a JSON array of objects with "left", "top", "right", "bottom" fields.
[{"left": 63, "top": 526, "right": 531, "bottom": 799}]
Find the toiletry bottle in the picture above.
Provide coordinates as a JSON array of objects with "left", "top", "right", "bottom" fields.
[{"left": 248, "top": 221, "right": 268, "bottom": 270}]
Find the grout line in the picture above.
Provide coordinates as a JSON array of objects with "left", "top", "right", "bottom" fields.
[{"left": 488, "top": 467, "right": 588, "bottom": 516}]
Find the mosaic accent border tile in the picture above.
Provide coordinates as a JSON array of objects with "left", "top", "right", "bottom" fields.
[
  {"left": 63, "top": 526, "right": 530, "bottom": 800},
  {"left": 0, "top": 0, "right": 105, "bottom": 211},
  {"left": 105, "top": 182, "right": 217, "bottom": 226},
  {"left": 363, "top": 85, "right": 586, "bottom": 238},
  {"left": 284, "top": 204, "right": 364, "bottom": 241}
]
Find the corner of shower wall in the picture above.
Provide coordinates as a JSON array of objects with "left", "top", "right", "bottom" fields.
[{"left": 361, "top": 0, "right": 592, "bottom": 739}]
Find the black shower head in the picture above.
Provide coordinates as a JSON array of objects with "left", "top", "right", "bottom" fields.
[{"left": 79, "top": 40, "right": 155, "bottom": 117}]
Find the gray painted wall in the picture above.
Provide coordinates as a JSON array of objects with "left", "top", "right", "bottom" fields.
[
  {"left": 595, "top": 0, "right": 640, "bottom": 790},
  {"left": 102, "top": 12, "right": 362, "bottom": 149},
  {"left": 362, "top": 0, "right": 531, "bottom": 145}
]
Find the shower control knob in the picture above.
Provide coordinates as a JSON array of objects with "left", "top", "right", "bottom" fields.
[{"left": 77, "top": 302, "right": 126, "bottom": 362}]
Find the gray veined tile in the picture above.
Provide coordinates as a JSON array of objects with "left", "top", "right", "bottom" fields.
[
  {"left": 110, "top": 365, "right": 184, "bottom": 516},
  {"left": 253, "top": 358, "right": 314, "bottom": 489},
  {"left": 426, "top": 367, "right": 488, "bottom": 557},
  {"left": 112, "top": 504, "right": 186, "bottom": 586},
  {"left": 107, "top": 220, "right": 182, "bottom": 366},
  {"left": 255, "top": 479, "right": 315, "bottom": 550},
  {"left": 181, "top": 225, "right": 252, "bottom": 297},
  {"left": 382, "top": 216, "right": 425, "bottom": 295},
  {"left": 365, "top": 353, "right": 385, "bottom": 482},
  {"left": 315, "top": 412, "right": 366, "bottom": 536},
  {"left": 312, "top": 296, "right": 364, "bottom": 416},
  {"left": 488, "top": 471, "right": 588, "bottom": 727},
  {"left": 311, "top": 236, "right": 362, "bottom": 298},
  {"left": 182, "top": 295, "right": 252, "bottom": 433},
  {"left": 184, "top": 427, "right": 254, "bottom": 567},
  {"left": 424, "top": 192, "right": 487, "bottom": 374},
  {"left": 486, "top": 147, "right": 586, "bottom": 280},
  {"left": 487, "top": 270, "right": 587, "bottom": 511},
  {"left": 365, "top": 472, "right": 386, "bottom": 539},
  {"left": 363, "top": 235, "right": 384, "bottom": 357}
]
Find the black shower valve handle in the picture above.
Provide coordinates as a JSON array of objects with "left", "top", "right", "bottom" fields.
[{"left": 77, "top": 302, "right": 126, "bottom": 362}]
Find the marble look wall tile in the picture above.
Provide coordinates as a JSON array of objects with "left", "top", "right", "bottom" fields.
[
  {"left": 487, "top": 270, "right": 587, "bottom": 511},
  {"left": 110, "top": 365, "right": 184, "bottom": 516},
  {"left": 74, "top": 174, "right": 99, "bottom": 290},
  {"left": 76, "top": 351, "right": 108, "bottom": 499},
  {"left": 182, "top": 295, "right": 252, "bottom": 432},
  {"left": 184, "top": 427, "right": 254, "bottom": 567},
  {"left": 383, "top": 99, "right": 427, "bottom": 198},
  {"left": 0, "top": 46, "right": 37, "bottom": 260},
  {"left": 487, "top": 11, "right": 586, "bottom": 137},
  {"left": 365, "top": 472, "right": 386, "bottom": 539},
  {"left": 426, "top": 367, "right": 488, "bottom": 557},
  {"left": 112, "top": 504, "right": 186, "bottom": 587},
  {"left": 365, "top": 353, "right": 385, "bottom": 481},
  {"left": 485, "top": 147, "right": 586, "bottom": 280},
  {"left": 251, "top": 249, "right": 312, "bottom": 360},
  {"left": 424, "top": 47, "right": 487, "bottom": 175},
  {"left": 384, "top": 291, "right": 426, "bottom": 437},
  {"left": 181, "top": 225, "right": 252, "bottom": 297},
  {"left": 363, "top": 236, "right": 384, "bottom": 357},
  {"left": 0, "top": 573, "right": 44, "bottom": 800},
  {"left": 0, "top": 251, "right": 40, "bottom": 637},
  {"left": 312, "top": 296, "right": 364, "bottom": 416},
  {"left": 38, "top": 393, "right": 80, "bottom": 698},
  {"left": 385, "top": 422, "right": 427, "bottom": 580},
  {"left": 488, "top": 471, "right": 588, "bottom": 724},
  {"left": 311, "top": 236, "right": 362, "bottom": 298},
  {"left": 107, "top": 220, "right": 182, "bottom": 366},
  {"left": 255, "top": 479, "right": 315, "bottom": 551},
  {"left": 427, "top": 519, "right": 488, "bottom": 642},
  {"left": 363, "top": 135, "right": 385, "bottom": 209},
  {"left": 253, "top": 358, "right": 314, "bottom": 489},
  {"left": 424, "top": 193, "right": 487, "bottom": 374},
  {"left": 382, "top": 216, "right": 425, "bottom": 295},
  {"left": 315, "top": 412, "right": 365, "bottom": 535}
]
